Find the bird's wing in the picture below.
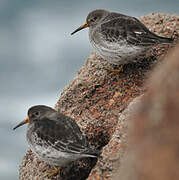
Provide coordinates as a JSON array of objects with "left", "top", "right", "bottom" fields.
[
  {"left": 101, "top": 15, "right": 172, "bottom": 46},
  {"left": 34, "top": 114, "right": 96, "bottom": 155}
]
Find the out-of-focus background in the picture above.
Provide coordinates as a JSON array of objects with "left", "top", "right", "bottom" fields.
[{"left": 0, "top": 0, "right": 178, "bottom": 179}]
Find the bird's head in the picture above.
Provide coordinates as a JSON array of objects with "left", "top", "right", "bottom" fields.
[
  {"left": 13, "top": 105, "right": 55, "bottom": 130},
  {"left": 71, "top": 9, "right": 109, "bottom": 35}
]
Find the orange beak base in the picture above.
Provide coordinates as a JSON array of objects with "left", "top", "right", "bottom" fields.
[
  {"left": 71, "top": 22, "right": 89, "bottom": 35},
  {"left": 13, "top": 117, "right": 30, "bottom": 130}
]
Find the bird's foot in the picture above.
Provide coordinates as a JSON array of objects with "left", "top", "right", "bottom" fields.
[
  {"left": 171, "top": 30, "right": 179, "bottom": 42},
  {"left": 104, "top": 64, "right": 124, "bottom": 75},
  {"left": 45, "top": 166, "right": 61, "bottom": 177}
]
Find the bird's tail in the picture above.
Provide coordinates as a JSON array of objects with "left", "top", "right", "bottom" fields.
[
  {"left": 159, "top": 36, "right": 173, "bottom": 44},
  {"left": 148, "top": 30, "right": 174, "bottom": 45},
  {"left": 83, "top": 148, "right": 101, "bottom": 158}
]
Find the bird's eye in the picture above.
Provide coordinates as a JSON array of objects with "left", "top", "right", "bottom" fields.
[
  {"left": 31, "top": 111, "right": 40, "bottom": 119},
  {"left": 35, "top": 112, "right": 39, "bottom": 116},
  {"left": 90, "top": 17, "right": 97, "bottom": 23},
  {"left": 92, "top": 17, "right": 97, "bottom": 22}
]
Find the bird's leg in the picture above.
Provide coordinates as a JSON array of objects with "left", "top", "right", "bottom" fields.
[
  {"left": 104, "top": 64, "right": 124, "bottom": 74},
  {"left": 45, "top": 166, "right": 61, "bottom": 177},
  {"left": 171, "top": 30, "right": 178, "bottom": 41}
]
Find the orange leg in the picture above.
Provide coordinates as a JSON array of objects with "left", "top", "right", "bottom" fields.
[
  {"left": 45, "top": 166, "right": 61, "bottom": 177},
  {"left": 104, "top": 64, "right": 124, "bottom": 74}
]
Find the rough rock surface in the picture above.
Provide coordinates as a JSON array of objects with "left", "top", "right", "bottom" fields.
[
  {"left": 18, "top": 13, "right": 179, "bottom": 180},
  {"left": 113, "top": 44, "right": 179, "bottom": 180}
]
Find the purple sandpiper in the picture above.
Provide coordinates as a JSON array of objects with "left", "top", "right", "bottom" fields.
[
  {"left": 13, "top": 105, "right": 100, "bottom": 176},
  {"left": 71, "top": 9, "right": 173, "bottom": 65}
]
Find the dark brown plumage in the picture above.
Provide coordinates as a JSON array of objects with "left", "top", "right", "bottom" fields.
[
  {"left": 13, "top": 105, "right": 99, "bottom": 169},
  {"left": 71, "top": 9, "right": 173, "bottom": 65}
]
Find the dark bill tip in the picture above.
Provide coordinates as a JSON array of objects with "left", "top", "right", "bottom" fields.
[
  {"left": 71, "top": 22, "right": 88, "bottom": 35},
  {"left": 13, "top": 117, "right": 29, "bottom": 130}
]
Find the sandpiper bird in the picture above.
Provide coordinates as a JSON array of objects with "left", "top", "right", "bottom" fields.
[
  {"left": 13, "top": 105, "right": 99, "bottom": 176},
  {"left": 71, "top": 9, "right": 173, "bottom": 65}
]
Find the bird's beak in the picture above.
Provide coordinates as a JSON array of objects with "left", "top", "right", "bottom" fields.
[
  {"left": 13, "top": 116, "right": 30, "bottom": 130},
  {"left": 71, "top": 21, "right": 89, "bottom": 35}
]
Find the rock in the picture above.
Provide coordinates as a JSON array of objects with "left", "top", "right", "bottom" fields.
[
  {"left": 113, "top": 44, "right": 179, "bottom": 180},
  {"left": 18, "top": 13, "right": 179, "bottom": 180},
  {"left": 88, "top": 95, "right": 143, "bottom": 180}
]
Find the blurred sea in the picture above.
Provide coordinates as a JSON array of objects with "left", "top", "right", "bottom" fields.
[{"left": 0, "top": 0, "right": 178, "bottom": 179}]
